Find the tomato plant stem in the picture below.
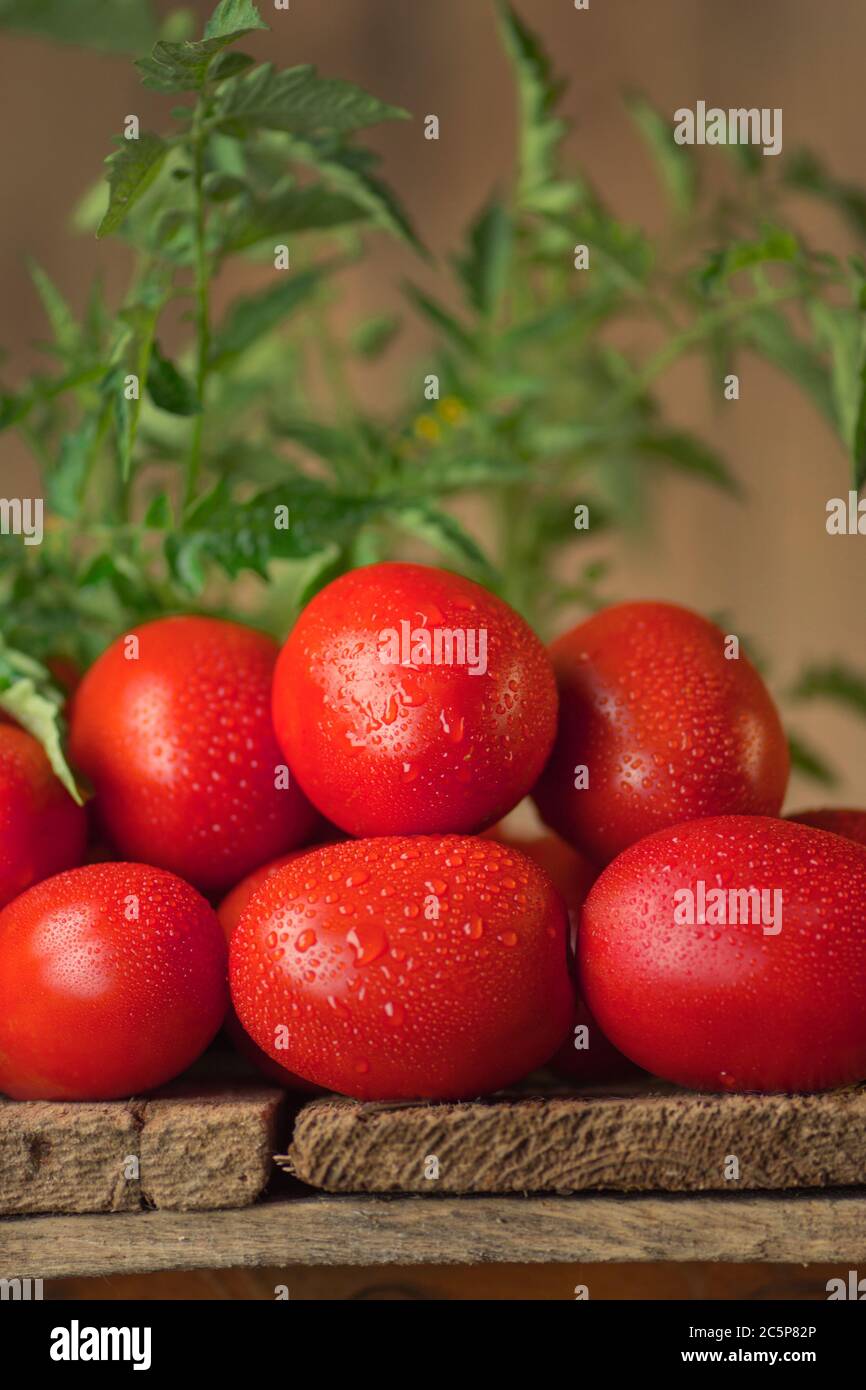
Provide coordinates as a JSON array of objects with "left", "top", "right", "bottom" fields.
[{"left": 186, "top": 101, "right": 211, "bottom": 512}]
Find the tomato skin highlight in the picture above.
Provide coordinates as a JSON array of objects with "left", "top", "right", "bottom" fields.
[
  {"left": 0, "top": 726, "right": 86, "bottom": 909},
  {"left": 69, "top": 616, "right": 321, "bottom": 894},
  {"left": 230, "top": 834, "right": 574, "bottom": 1100},
  {"left": 787, "top": 808, "right": 866, "bottom": 847},
  {"left": 218, "top": 852, "right": 323, "bottom": 1092},
  {"left": 533, "top": 601, "right": 789, "bottom": 865},
  {"left": 579, "top": 815, "right": 866, "bottom": 1093},
  {"left": 0, "top": 862, "right": 227, "bottom": 1100},
  {"left": 272, "top": 562, "right": 558, "bottom": 837}
]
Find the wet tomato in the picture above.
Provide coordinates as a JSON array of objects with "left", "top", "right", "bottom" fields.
[
  {"left": 0, "top": 862, "right": 227, "bottom": 1100},
  {"left": 230, "top": 834, "right": 573, "bottom": 1100},
  {"left": 534, "top": 601, "right": 789, "bottom": 865},
  {"left": 272, "top": 563, "right": 558, "bottom": 837},
  {"left": 580, "top": 815, "right": 866, "bottom": 1092},
  {"left": 70, "top": 616, "right": 321, "bottom": 895}
]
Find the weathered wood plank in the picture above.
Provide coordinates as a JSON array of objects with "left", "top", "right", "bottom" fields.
[
  {"left": 0, "top": 1100, "right": 141, "bottom": 1215},
  {"left": 287, "top": 1086, "right": 866, "bottom": 1193},
  {"left": 0, "top": 1084, "right": 284, "bottom": 1215},
  {"left": 3, "top": 1191, "right": 866, "bottom": 1277}
]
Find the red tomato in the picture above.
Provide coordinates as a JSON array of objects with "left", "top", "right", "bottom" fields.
[
  {"left": 533, "top": 601, "right": 789, "bottom": 865},
  {"left": 218, "top": 852, "right": 322, "bottom": 1092},
  {"left": 580, "top": 815, "right": 866, "bottom": 1092},
  {"left": 528, "top": 845, "right": 639, "bottom": 1084},
  {"left": 230, "top": 835, "right": 574, "bottom": 1100},
  {"left": 272, "top": 563, "right": 558, "bottom": 837},
  {"left": 69, "top": 616, "right": 321, "bottom": 894},
  {"left": 492, "top": 831, "right": 638, "bottom": 1083},
  {"left": 0, "top": 862, "right": 227, "bottom": 1100},
  {"left": 787, "top": 808, "right": 866, "bottom": 847},
  {"left": 0, "top": 726, "right": 86, "bottom": 909}
]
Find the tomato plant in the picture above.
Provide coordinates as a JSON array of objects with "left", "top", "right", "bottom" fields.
[
  {"left": 70, "top": 615, "right": 321, "bottom": 893},
  {"left": 273, "top": 562, "right": 558, "bottom": 837},
  {"left": 0, "top": 862, "right": 227, "bottom": 1100},
  {"left": 534, "top": 601, "right": 790, "bottom": 864},
  {"left": 230, "top": 834, "right": 573, "bottom": 1100},
  {"left": 580, "top": 815, "right": 866, "bottom": 1092},
  {"left": 0, "top": 725, "right": 86, "bottom": 909}
]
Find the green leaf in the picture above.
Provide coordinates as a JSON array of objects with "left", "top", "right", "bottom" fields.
[
  {"left": 626, "top": 91, "right": 696, "bottom": 216},
  {"left": 809, "top": 302, "right": 862, "bottom": 450},
  {"left": 27, "top": 260, "right": 79, "bottom": 356},
  {"left": 284, "top": 139, "right": 423, "bottom": 251},
  {"left": 270, "top": 417, "right": 360, "bottom": 466},
  {"left": 0, "top": 0, "right": 157, "bottom": 53},
  {"left": 851, "top": 365, "right": 866, "bottom": 492},
  {"left": 403, "top": 283, "right": 475, "bottom": 352},
  {"left": 137, "top": 2, "right": 267, "bottom": 92},
  {"left": 394, "top": 504, "right": 496, "bottom": 579},
  {"left": 786, "top": 733, "right": 838, "bottom": 788},
  {"left": 580, "top": 209, "right": 652, "bottom": 289},
  {"left": 739, "top": 308, "right": 836, "bottom": 426},
  {"left": 212, "top": 62, "right": 409, "bottom": 137},
  {"left": 636, "top": 430, "right": 741, "bottom": 495},
  {"left": 0, "top": 641, "right": 82, "bottom": 804},
  {"left": 49, "top": 416, "right": 102, "bottom": 518},
  {"left": 351, "top": 314, "right": 401, "bottom": 359},
  {"left": 144, "top": 491, "right": 174, "bottom": 528},
  {"left": 454, "top": 198, "right": 512, "bottom": 317},
  {"left": 784, "top": 150, "right": 866, "bottom": 241},
  {"left": 78, "top": 552, "right": 120, "bottom": 588},
  {"left": 699, "top": 227, "right": 798, "bottom": 293},
  {"left": 147, "top": 341, "right": 200, "bottom": 415},
  {"left": 211, "top": 268, "right": 326, "bottom": 363},
  {"left": 790, "top": 663, "right": 866, "bottom": 717},
  {"left": 97, "top": 133, "right": 169, "bottom": 238},
  {"left": 494, "top": 1, "right": 567, "bottom": 211},
  {"left": 168, "top": 477, "right": 385, "bottom": 589},
  {"left": 204, "top": 0, "right": 267, "bottom": 41},
  {"left": 220, "top": 185, "right": 367, "bottom": 252}
]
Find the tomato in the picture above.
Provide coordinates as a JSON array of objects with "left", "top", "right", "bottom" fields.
[
  {"left": 272, "top": 563, "right": 558, "bottom": 837},
  {"left": 788, "top": 808, "right": 866, "bottom": 847},
  {"left": 0, "top": 726, "right": 86, "bottom": 909},
  {"left": 230, "top": 834, "right": 574, "bottom": 1100},
  {"left": 70, "top": 616, "right": 321, "bottom": 895},
  {"left": 491, "top": 830, "right": 638, "bottom": 1083},
  {"left": 218, "top": 852, "right": 323, "bottom": 1092},
  {"left": 580, "top": 815, "right": 866, "bottom": 1092},
  {"left": 0, "top": 862, "right": 227, "bottom": 1100},
  {"left": 533, "top": 601, "right": 789, "bottom": 865}
]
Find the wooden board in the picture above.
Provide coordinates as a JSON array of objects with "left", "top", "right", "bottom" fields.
[
  {"left": 286, "top": 1084, "right": 866, "bottom": 1194},
  {"left": 0, "top": 1082, "right": 284, "bottom": 1215},
  {"left": 4, "top": 1190, "right": 866, "bottom": 1278}
]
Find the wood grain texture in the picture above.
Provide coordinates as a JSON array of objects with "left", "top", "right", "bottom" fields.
[
  {"left": 0, "top": 1083, "right": 284, "bottom": 1215},
  {"left": 0, "top": 1099, "right": 141, "bottom": 1215},
  {"left": 287, "top": 1086, "right": 866, "bottom": 1193},
  {"left": 4, "top": 1191, "right": 866, "bottom": 1277}
]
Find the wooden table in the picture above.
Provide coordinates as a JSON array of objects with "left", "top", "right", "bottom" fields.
[{"left": 4, "top": 1188, "right": 866, "bottom": 1280}]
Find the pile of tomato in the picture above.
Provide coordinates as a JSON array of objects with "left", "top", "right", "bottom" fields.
[{"left": 2, "top": 561, "right": 866, "bottom": 1103}]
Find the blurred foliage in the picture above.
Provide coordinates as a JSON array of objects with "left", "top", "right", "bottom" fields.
[{"left": 0, "top": 0, "right": 865, "bottom": 790}]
